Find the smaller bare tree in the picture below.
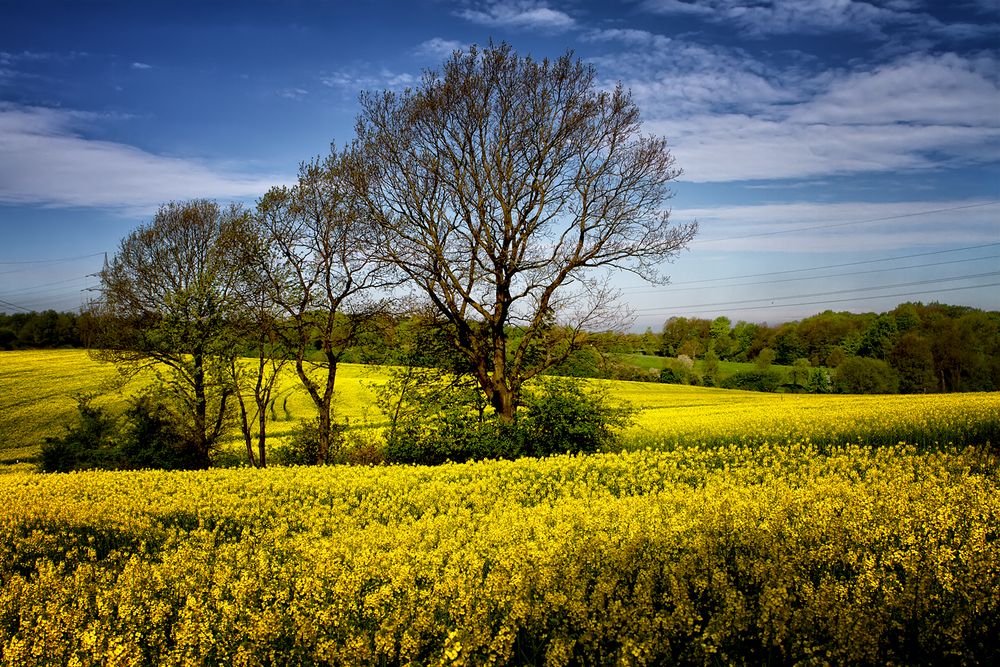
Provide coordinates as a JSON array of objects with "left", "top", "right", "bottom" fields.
[
  {"left": 256, "top": 147, "right": 393, "bottom": 463},
  {"left": 226, "top": 226, "right": 291, "bottom": 468}
]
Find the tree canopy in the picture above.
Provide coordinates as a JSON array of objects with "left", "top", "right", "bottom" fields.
[{"left": 354, "top": 42, "right": 696, "bottom": 418}]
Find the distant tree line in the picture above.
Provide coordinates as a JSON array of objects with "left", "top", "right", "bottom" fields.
[
  {"left": 0, "top": 310, "right": 87, "bottom": 350},
  {"left": 648, "top": 303, "right": 1000, "bottom": 393}
]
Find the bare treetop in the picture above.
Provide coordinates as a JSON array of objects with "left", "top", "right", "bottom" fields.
[{"left": 354, "top": 42, "right": 697, "bottom": 418}]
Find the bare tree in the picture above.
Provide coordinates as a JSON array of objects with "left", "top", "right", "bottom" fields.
[
  {"left": 256, "top": 148, "right": 392, "bottom": 463},
  {"left": 353, "top": 43, "right": 696, "bottom": 420},
  {"left": 227, "top": 231, "right": 290, "bottom": 468},
  {"left": 89, "top": 200, "right": 247, "bottom": 466}
]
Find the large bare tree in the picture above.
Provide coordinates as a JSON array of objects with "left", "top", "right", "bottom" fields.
[
  {"left": 353, "top": 43, "right": 697, "bottom": 420},
  {"left": 90, "top": 200, "right": 247, "bottom": 466},
  {"left": 256, "top": 148, "right": 391, "bottom": 463}
]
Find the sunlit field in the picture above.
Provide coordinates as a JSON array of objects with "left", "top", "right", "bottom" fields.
[
  {"left": 1, "top": 350, "right": 997, "bottom": 662},
  {"left": 0, "top": 350, "right": 381, "bottom": 466},
  {"left": 2, "top": 350, "right": 998, "bottom": 469},
  {"left": 1, "top": 443, "right": 996, "bottom": 663}
]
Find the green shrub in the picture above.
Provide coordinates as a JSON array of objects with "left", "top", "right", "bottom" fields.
[
  {"left": 118, "top": 395, "right": 204, "bottom": 470},
  {"left": 519, "top": 377, "right": 634, "bottom": 456},
  {"left": 40, "top": 396, "right": 118, "bottom": 472},
  {"left": 381, "top": 376, "right": 633, "bottom": 465},
  {"left": 40, "top": 392, "right": 207, "bottom": 472},
  {"left": 834, "top": 356, "right": 900, "bottom": 394},
  {"left": 721, "top": 369, "right": 783, "bottom": 392},
  {"left": 282, "top": 418, "right": 347, "bottom": 465}
]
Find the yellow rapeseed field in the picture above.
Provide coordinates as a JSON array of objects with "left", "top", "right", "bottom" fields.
[
  {"left": 0, "top": 443, "right": 996, "bottom": 664},
  {"left": 1, "top": 350, "right": 997, "bottom": 662},
  {"left": 2, "top": 350, "right": 998, "bottom": 467}
]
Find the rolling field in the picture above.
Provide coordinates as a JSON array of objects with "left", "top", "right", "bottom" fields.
[
  {"left": 0, "top": 350, "right": 998, "bottom": 662},
  {"left": 2, "top": 350, "right": 998, "bottom": 468}
]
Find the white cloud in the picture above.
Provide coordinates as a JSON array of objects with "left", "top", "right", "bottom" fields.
[
  {"left": 788, "top": 53, "right": 1000, "bottom": 127},
  {"left": 971, "top": 0, "right": 1000, "bottom": 15},
  {"left": 673, "top": 199, "right": 1000, "bottom": 252},
  {"left": 130, "top": 62, "right": 152, "bottom": 70},
  {"left": 638, "top": 0, "right": 919, "bottom": 37},
  {"left": 456, "top": 1, "right": 576, "bottom": 31},
  {"left": 587, "top": 31, "right": 1000, "bottom": 182},
  {"left": 586, "top": 29, "right": 807, "bottom": 115},
  {"left": 415, "top": 38, "right": 468, "bottom": 59},
  {"left": 0, "top": 104, "right": 283, "bottom": 212},
  {"left": 321, "top": 67, "right": 417, "bottom": 92},
  {"left": 654, "top": 113, "right": 1000, "bottom": 182},
  {"left": 280, "top": 87, "right": 309, "bottom": 100}
]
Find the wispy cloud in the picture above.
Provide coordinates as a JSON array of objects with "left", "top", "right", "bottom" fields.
[
  {"left": 639, "top": 0, "right": 999, "bottom": 42},
  {"left": 0, "top": 104, "right": 283, "bottom": 212},
  {"left": 321, "top": 67, "right": 417, "bottom": 92},
  {"left": 638, "top": 0, "right": 921, "bottom": 37},
  {"left": 280, "top": 87, "right": 309, "bottom": 100},
  {"left": 585, "top": 28, "right": 809, "bottom": 115},
  {"left": 675, "top": 199, "right": 1000, "bottom": 253},
  {"left": 455, "top": 0, "right": 576, "bottom": 32},
  {"left": 130, "top": 61, "right": 152, "bottom": 70},
  {"left": 415, "top": 37, "right": 468, "bottom": 59}
]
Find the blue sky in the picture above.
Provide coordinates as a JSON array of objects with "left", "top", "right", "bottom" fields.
[{"left": 1, "top": 0, "right": 998, "bottom": 329}]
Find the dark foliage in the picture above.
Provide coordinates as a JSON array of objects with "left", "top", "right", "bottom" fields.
[
  {"left": 0, "top": 310, "right": 84, "bottom": 349},
  {"left": 40, "top": 397, "right": 118, "bottom": 472},
  {"left": 720, "top": 370, "right": 783, "bottom": 393},
  {"left": 834, "top": 357, "right": 900, "bottom": 394},
  {"left": 382, "top": 377, "right": 633, "bottom": 466},
  {"left": 39, "top": 393, "right": 207, "bottom": 472}
]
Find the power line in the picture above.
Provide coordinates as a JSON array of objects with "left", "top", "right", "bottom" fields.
[
  {"left": 630, "top": 241, "right": 1000, "bottom": 290},
  {"left": 627, "top": 253, "right": 1000, "bottom": 295},
  {"left": 0, "top": 275, "right": 93, "bottom": 298},
  {"left": 641, "top": 282, "right": 1000, "bottom": 318},
  {"left": 0, "top": 251, "right": 107, "bottom": 266},
  {"left": 690, "top": 201, "right": 1000, "bottom": 245},
  {"left": 0, "top": 298, "right": 32, "bottom": 313},
  {"left": 636, "top": 270, "right": 1000, "bottom": 314}
]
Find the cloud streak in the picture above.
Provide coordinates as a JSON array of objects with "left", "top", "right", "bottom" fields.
[
  {"left": 455, "top": 1, "right": 576, "bottom": 32},
  {"left": 0, "top": 104, "right": 283, "bottom": 212},
  {"left": 674, "top": 199, "right": 1000, "bottom": 252},
  {"left": 414, "top": 37, "right": 468, "bottom": 59},
  {"left": 640, "top": 0, "right": 905, "bottom": 35}
]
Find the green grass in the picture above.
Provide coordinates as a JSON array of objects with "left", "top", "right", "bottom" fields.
[{"left": 612, "top": 352, "right": 791, "bottom": 379}]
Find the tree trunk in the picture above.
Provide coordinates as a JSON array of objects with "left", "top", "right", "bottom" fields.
[
  {"left": 294, "top": 351, "right": 338, "bottom": 464},
  {"left": 257, "top": 407, "right": 267, "bottom": 468},
  {"left": 491, "top": 382, "right": 517, "bottom": 422},
  {"left": 193, "top": 350, "right": 210, "bottom": 467}
]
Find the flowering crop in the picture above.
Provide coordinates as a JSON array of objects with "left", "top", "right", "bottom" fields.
[
  {"left": 4, "top": 351, "right": 997, "bottom": 468},
  {"left": 1, "top": 443, "right": 997, "bottom": 664}
]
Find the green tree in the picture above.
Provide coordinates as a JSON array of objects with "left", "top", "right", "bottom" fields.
[
  {"left": 859, "top": 313, "right": 898, "bottom": 360},
  {"left": 755, "top": 347, "right": 776, "bottom": 369},
  {"left": 354, "top": 42, "right": 695, "bottom": 421},
  {"left": 791, "top": 358, "right": 812, "bottom": 389},
  {"left": 89, "top": 200, "right": 247, "bottom": 467},
  {"left": 888, "top": 332, "right": 937, "bottom": 393},
  {"left": 834, "top": 357, "right": 899, "bottom": 394},
  {"left": 702, "top": 345, "right": 720, "bottom": 386},
  {"left": 709, "top": 316, "right": 735, "bottom": 359}
]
